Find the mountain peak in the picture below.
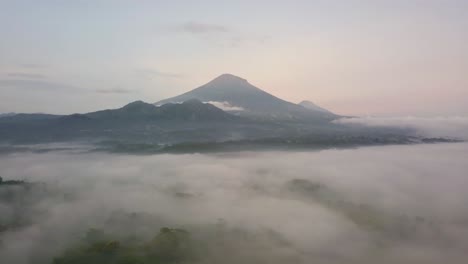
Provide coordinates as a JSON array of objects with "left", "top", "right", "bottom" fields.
[
  {"left": 155, "top": 75, "right": 338, "bottom": 121},
  {"left": 120, "top": 100, "right": 157, "bottom": 113},
  {"left": 122, "top": 100, "right": 154, "bottom": 109},
  {"left": 209, "top": 73, "right": 248, "bottom": 85}
]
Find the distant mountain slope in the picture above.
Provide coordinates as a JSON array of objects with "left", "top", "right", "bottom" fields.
[
  {"left": 0, "top": 75, "right": 433, "bottom": 149},
  {"left": 299, "top": 100, "right": 333, "bottom": 114},
  {"left": 155, "top": 74, "right": 338, "bottom": 121},
  {"left": 0, "top": 113, "right": 61, "bottom": 123},
  {"left": 88, "top": 99, "right": 237, "bottom": 122},
  {"left": 0, "top": 100, "right": 236, "bottom": 125},
  {"left": 0, "top": 112, "right": 16, "bottom": 118},
  {"left": 0, "top": 98, "right": 448, "bottom": 150},
  {"left": 0, "top": 100, "right": 246, "bottom": 144}
]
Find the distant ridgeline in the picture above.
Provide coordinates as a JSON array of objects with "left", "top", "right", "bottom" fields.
[{"left": 0, "top": 176, "right": 25, "bottom": 186}]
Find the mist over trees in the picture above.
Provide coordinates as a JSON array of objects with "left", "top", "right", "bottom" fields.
[{"left": 1, "top": 143, "right": 468, "bottom": 263}]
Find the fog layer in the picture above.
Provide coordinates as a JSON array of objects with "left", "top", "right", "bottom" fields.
[
  {"left": 1, "top": 143, "right": 468, "bottom": 263},
  {"left": 336, "top": 116, "right": 468, "bottom": 140}
]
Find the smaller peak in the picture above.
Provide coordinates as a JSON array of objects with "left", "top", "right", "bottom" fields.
[
  {"left": 122, "top": 100, "right": 154, "bottom": 110},
  {"left": 182, "top": 99, "right": 204, "bottom": 105},
  {"left": 126, "top": 100, "right": 146, "bottom": 105}
]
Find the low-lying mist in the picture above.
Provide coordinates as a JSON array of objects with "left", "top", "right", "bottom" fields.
[
  {"left": 1, "top": 143, "right": 468, "bottom": 263},
  {"left": 336, "top": 116, "right": 468, "bottom": 140}
]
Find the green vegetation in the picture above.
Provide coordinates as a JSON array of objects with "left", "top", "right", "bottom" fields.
[
  {"left": 0, "top": 176, "right": 25, "bottom": 186},
  {"left": 285, "top": 178, "right": 430, "bottom": 238},
  {"left": 53, "top": 228, "right": 193, "bottom": 264}
]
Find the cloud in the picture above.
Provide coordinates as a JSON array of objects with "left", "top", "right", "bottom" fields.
[
  {"left": 95, "top": 87, "right": 134, "bottom": 94},
  {"left": 206, "top": 101, "right": 244, "bottom": 111},
  {"left": 1, "top": 143, "right": 468, "bottom": 263},
  {"left": 174, "top": 21, "right": 270, "bottom": 47},
  {"left": 179, "top": 22, "right": 230, "bottom": 34},
  {"left": 7, "top": 73, "right": 46, "bottom": 79},
  {"left": 136, "top": 69, "right": 185, "bottom": 79},
  {"left": 0, "top": 79, "right": 79, "bottom": 91},
  {"left": 19, "top": 63, "right": 47, "bottom": 69},
  {"left": 335, "top": 116, "right": 468, "bottom": 140}
]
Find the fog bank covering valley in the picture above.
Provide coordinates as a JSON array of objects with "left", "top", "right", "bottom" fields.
[{"left": 1, "top": 143, "right": 468, "bottom": 264}]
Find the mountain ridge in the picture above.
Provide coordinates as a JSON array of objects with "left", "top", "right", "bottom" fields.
[
  {"left": 299, "top": 100, "right": 333, "bottom": 114},
  {"left": 86, "top": 99, "right": 237, "bottom": 122}
]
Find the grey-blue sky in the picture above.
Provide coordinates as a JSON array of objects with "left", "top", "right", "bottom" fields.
[{"left": 0, "top": 0, "right": 467, "bottom": 115}]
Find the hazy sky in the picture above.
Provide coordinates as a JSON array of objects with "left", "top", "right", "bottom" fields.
[{"left": 0, "top": 0, "right": 467, "bottom": 115}]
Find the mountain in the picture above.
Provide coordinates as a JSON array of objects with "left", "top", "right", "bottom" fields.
[
  {"left": 0, "top": 100, "right": 245, "bottom": 144},
  {"left": 155, "top": 74, "right": 338, "bottom": 121},
  {"left": 0, "top": 112, "right": 16, "bottom": 118},
  {"left": 298, "top": 100, "right": 333, "bottom": 114},
  {"left": 88, "top": 99, "right": 236, "bottom": 122},
  {"left": 0, "top": 75, "right": 427, "bottom": 150},
  {"left": 0, "top": 113, "right": 60, "bottom": 123},
  {"left": 0, "top": 100, "right": 235, "bottom": 125}
]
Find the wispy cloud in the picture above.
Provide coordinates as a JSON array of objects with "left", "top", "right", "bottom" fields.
[
  {"left": 173, "top": 21, "right": 270, "bottom": 47},
  {"left": 19, "top": 63, "right": 47, "bottom": 69},
  {"left": 7, "top": 73, "right": 46, "bottom": 79},
  {"left": 206, "top": 101, "right": 244, "bottom": 111},
  {"left": 179, "top": 22, "right": 230, "bottom": 34},
  {"left": 0, "top": 79, "right": 78, "bottom": 91},
  {"left": 96, "top": 87, "right": 134, "bottom": 94},
  {"left": 136, "top": 69, "right": 185, "bottom": 80}
]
